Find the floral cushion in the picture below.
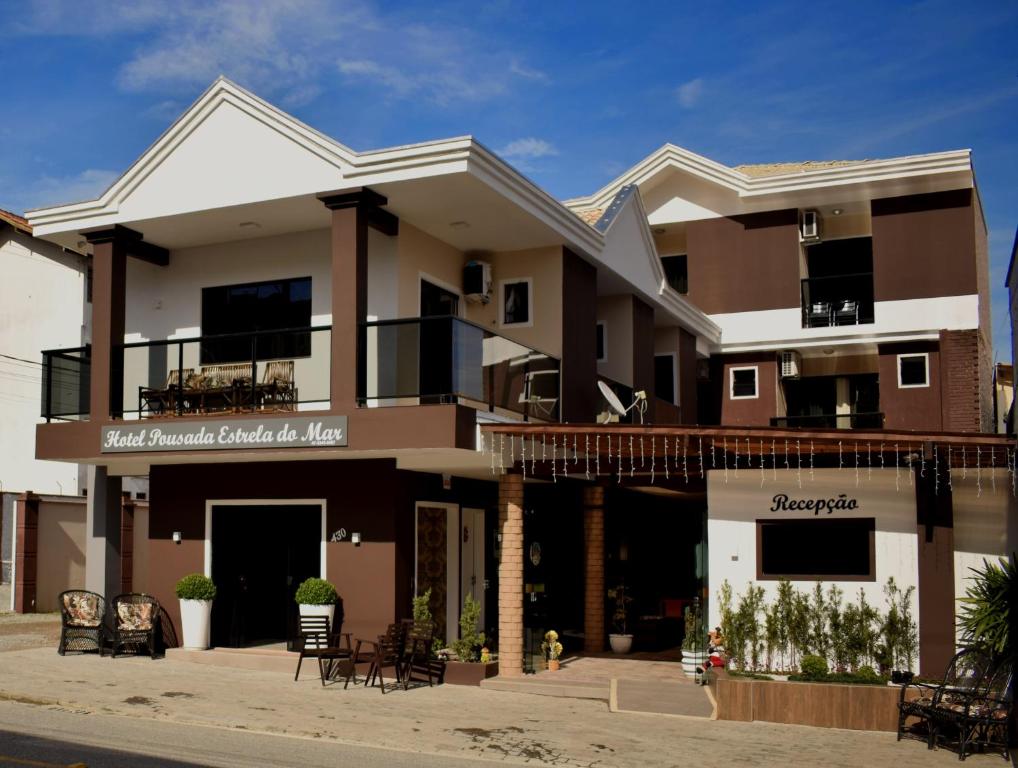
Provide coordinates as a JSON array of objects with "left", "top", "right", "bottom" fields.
[
  {"left": 63, "top": 593, "right": 101, "bottom": 627},
  {"left": 117, "top": 602, "right": 154, "bottom": 631}
]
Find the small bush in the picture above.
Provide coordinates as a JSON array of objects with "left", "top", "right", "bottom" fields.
[
  {"left": 450, "top": 595, "right": 485, "bottom": 663},
  {"left": 175, "top": 573, "right": 216, "bottom": 601},
  {"left": 294, "top": 577, "right": 337, "bottom": 606},
  {"left": 855, "top": 665, "right": 878, "bottom": 680},
  {"left": 798, "top": 654, "right": 828, "bottom": 680}
]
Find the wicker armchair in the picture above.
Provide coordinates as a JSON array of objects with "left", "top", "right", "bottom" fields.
[
  {"left": 931, "top": 659, "right": 1013, "bottom": 760},
  {"left": 57, "top": 590, "right": 106, "bottom": 656},
  {"left": 897, "top": 647, "right": 991, "bottom": 747},
  {"left": 109, "top": 593, "right": 160, "bottom": 659}
]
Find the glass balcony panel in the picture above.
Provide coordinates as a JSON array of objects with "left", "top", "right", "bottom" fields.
[{"left": 41, "top": 347, "right": 90, "bottom": 421}]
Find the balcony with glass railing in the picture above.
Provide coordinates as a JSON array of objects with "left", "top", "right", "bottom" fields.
[{"left": 800, "top": 273, "right": 875, "bottom": 328}]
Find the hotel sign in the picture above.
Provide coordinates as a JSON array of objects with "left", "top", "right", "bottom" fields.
[{"left": 100, "top": 415, "right": 348, "bottom": 453}]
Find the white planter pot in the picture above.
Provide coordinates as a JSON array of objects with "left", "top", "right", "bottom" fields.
[
  {"left": 609, "top": 634, "right": 634, "bottom": 654},
  {"left": 179, "top": 599, "right": 212, "bottom": 650},
  {"left": 298, "top": 603, "right": 336, "bottom": 648},
  {"left": 681, "top": 649, "right": 708, "bottom": 677}
]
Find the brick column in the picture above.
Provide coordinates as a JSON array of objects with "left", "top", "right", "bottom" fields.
[
  {"left": 14, "top": 492, "right": 40, "bottom": 613},
  {"left": 583, "top": 485, "right": 606, "bottom": 652},
  {"left": 497, "top": 471, "right": 524, "bottom": 677},
  {"left": 120, "top": 493, "right": 135, "bottom": 594}
]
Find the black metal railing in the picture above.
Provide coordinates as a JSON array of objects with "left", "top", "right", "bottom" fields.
[
  {"left": 770, "top": 412, "right": 885, "bottom": 429},
  {"left": 800, "top": 273, "right": 875, "bottom": 328},
  {"left": 360, "top": 316, "right": 560, "bottom": 421},
  {"left": 41, "top": 346, "right": 91, "bottom": 421}
]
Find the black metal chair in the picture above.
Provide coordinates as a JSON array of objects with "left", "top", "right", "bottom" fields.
[
  {"left": 109, "top": 593, "right": 160, "bottom": 659},
  {"left": 806, "top": 301, "right": 832, "bottom": 327},
  {"left": 897, "top": 647, "right": 991, "bottom": 747},
  {"left": 833, "top": 299, "right": 859, "bottom": 325},
  {"left": 931, "top": 659, "right": 1013, "bottom": 760},
  {"left": 57, "top": 590, "right": 106, "bottom": 656},
  {"left": 294, "top": 615, "right": 353, "bottom": 686}
]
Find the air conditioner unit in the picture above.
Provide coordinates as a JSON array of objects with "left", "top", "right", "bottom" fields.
[
  {"left": 463, "top": 260, "right": 492, "bottom": 303},
  {"left": 800, "top": 210, "right": 822, "bottom": 242},
  {"left": 779, "top": 350, "right": 802, "bottom": 379}
]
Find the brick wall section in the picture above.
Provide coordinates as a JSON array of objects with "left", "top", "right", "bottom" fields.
[
  {"left": 939, "top": 330, "right": 982, "bottom": 432},
  {"left": 497, "top": 472, "right": 524, "bottom": 677},
  {"left": 583, "top": 486, "right": 606, "bottom": 652},
  {"left": 14, "top": 492, "right": 39, "bottom": 613}
]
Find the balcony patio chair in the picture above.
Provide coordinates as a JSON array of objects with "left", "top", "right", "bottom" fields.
[
  {"left": 897, "top": 647, "right": 991, "bottom": 748},
  {"left": 57, "top": 590, "right": 107, "bottom": 656},
  {"left": 138, "top": 368, "right": 194, "bottom": 417},
  {"left": 293, "top": 615, "right": 353, "bottom": 687},
  {"left": 806, "top": 301, "right": 832, "bottom": 327},
  {"left": 109, "top": 593, "right": 160, "bottom": 659},
  {"left": 833, "top": 299, "right": 859, "bottom": 325},
  {"left": 350, "top": 622, "right": 408, "bottom": 694},
  {"left": 258, "top": 360, "right": 297, "bottom": 410},
  {"left": 930, "top": 659, "right": 1013, "bottom": 761}
]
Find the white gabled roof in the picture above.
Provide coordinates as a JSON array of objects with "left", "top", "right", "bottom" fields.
[{"left": 564, "top": 143, "right": 974, "bottom": 213}]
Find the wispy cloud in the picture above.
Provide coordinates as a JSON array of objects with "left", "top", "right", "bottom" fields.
[
  {"left": 676, "top": 78, "right": 704, "bottom": 108},
  {"left": 18, "top": 169, "right": 120, "bottom": 211},
  {"left": 498, "top": 138, "right": 559, "bottom": 159},
  {"left": 509, "top": 60, "right": 549, "bottom": 83}
]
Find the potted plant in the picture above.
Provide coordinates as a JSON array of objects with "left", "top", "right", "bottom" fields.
[
  {"left": 541, "top": 630, "right": 563, "bottom": 671},
  {"left": 443, "top": 595, "right": 499, "bottom": 685},
  {"left": 607, "top": 584, "right": 634, "bottom": 654},
  {"left": 681, "top": 603, "right": 708, "bottom": 676},
  {"left": 175, "top": 573, "right": 216, "bottom": 650},
  {"left": 295, "top": 577, "right": 337, "bottom": 647}
]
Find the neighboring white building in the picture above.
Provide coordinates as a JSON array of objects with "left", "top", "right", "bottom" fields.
[{"left": 0, "top": 209, "right": 88, "bottom": 496}]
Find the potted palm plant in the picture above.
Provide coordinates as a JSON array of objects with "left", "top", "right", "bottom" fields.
[
  {"left": 176, "top": 573, "right": 216, "bottom": 650},
  {"left": 607, "top": 584, "right": 634, "bottom": 654}
]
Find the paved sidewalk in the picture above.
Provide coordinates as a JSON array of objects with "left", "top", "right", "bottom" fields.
[{"left": 0, "top": 647, "right": 989, "bottom": 767}]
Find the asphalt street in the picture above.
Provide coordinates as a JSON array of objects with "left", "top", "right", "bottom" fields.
[{"left": 0, "top": 701, "right": 502, "bottom": 768}]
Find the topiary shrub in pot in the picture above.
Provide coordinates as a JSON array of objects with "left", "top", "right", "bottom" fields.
[
  {"left": 176, "top": 573, "right": 216, "bottom": 650},
  {"left": 295, "top": 577, "right": 337, "bottom": 647}
]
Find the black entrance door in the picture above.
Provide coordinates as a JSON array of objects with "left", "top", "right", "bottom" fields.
[{"left": 210, "top": 504, "right": 321, "bottom": 649}]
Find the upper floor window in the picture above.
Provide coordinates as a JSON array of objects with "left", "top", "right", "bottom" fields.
[
  {"left": 596, "top": 322, "right": 606, "bottom": 362},
  {"left": 500, "top": 278, "right": 532, "bottom": 327},
  {"left": 730, "top": 366, "right": 758, "bottom": 399},
  {"left": 201, "top": 276, "right": 312, "bottom": 364},
  {"left": 897, "top": 353, "right": 929, "bottom": 388},
  {"left": 661, "top": 254, "right": 688, "bottom": 294}
]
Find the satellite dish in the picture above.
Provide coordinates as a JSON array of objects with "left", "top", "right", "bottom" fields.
[{"left": 598, "top": 380, "right": 627, "bottom": 416}]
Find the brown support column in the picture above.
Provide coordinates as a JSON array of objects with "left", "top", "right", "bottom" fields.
[
  {"left": 319, "top": 188, "right": 392, "bottom": 411},
  {"left": 678, "top": 328, "right": 698, "bottom": 424},
  {"left": 120, "top": 493, "right": 135, "bottom": 594},
  {"left": 560, "top": 249, "right": 597, "bottom": 422},
  {"left": 916, "top": 443, "right": 955, "bottom": 675},
  {"left": 14, "top": 492, "right": 40, "bottom": 613},
  {"left": 632, "top": 296, "right": 655, "bottom": 422},
  {"left": 83, "top": 227, "right": 130, "bottom": 419},
  {"left": 583, "top": 485, "right": 606, "bottom": 652},
  {"left": 497, "top": 471, "right": 524, "bottom": 677}
]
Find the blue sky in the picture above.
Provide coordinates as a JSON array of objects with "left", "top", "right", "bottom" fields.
[{"left": 1, "top": 0, "right": 1016, "bottom": 356}]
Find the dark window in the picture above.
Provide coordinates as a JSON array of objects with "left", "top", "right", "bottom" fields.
[
  {"left": 898, "top": 354, "right": 928, "bottom": 387},
  {"left": 503, "top": 280, "right": 530, "bottom": 325},
  {"left": 86, "top": 264, "right": 93, "bottom": 304},
  {"left": 655, "top": 354, "right": 675, "bottom": 404},
  {"left": 731, "top": 367, "right": 757, "bottom": 398},
  {"left": 201, "top": 277, "right": 312, "bottom": 364},
  {"left": 596, "top": 323, "right": 605, "bottom": 361},
  {"left": 420, "top": 279, "right": 459, "bottom": 317},
  {"left": 758, "top": 518, "right": 875, "bottom": 580},
  {"left": 662, "top": 255, "right": 688, "bottom": 294}
]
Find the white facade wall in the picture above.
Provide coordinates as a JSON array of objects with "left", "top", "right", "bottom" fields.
[
  {"left": 706, "top": 468, "right": 919, "bottom": 631},
  {"left": 0, "top": 228, "right": 85, "bottom": 495},
  {"left": 951, "top": 470, "right": 1013, "bottom": 618}
]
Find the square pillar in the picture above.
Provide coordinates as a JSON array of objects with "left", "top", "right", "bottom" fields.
[
  {"left": 83, "top": 228, "right": 129, "bottom": 420},
  {"left": 497, "top": 471, "right": 524, "bottom": 677},
  {"left": 583, "top": 485, "right": 606, "bottom": 652},
  {"left": 14, "top": 492, "right": 40, "bottom": 613},
  {"left": 120, "top": 493, "right": 135, "bottom": 594},
  {"left": 916, "top": 444, "right": 954, "bottom": 675},
  {"left": 85, "top": 466, "right": 123, "bottom": 599}
]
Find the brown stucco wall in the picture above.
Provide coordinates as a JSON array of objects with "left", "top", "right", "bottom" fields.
[
  {"left": 632, "top": 296, "right": 656, "bottom": 421},
  {"left": 719, "top": 353, "right": 779, "bottom": 427},
  {"left": 561, "top": 249, "right": 598, "bottom": 422},
  {"left": 685, "top": 209, "right": 800, "bottom": 314},
  {"left": 878, "top": 341, "right": 942, "bottom": 431},
  {"left": 871, "top": 189, "right": 977, "bottom": 302}
]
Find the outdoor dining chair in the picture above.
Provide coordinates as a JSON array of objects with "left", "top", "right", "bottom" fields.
[
  {"left": 294, "top": 615, "right": 353, "bottom": 687},
  {"left": 351, "top": 622, "right": 407, "bottom": 694},
  {"left": 897, "top": 647, "right": 991, "bottom": 747},
  {"left": 57, "top": 589, "right": 106, "bottom": 656},
  {"left": 400, "top": 621, "right": 436, "bottom": 688}
]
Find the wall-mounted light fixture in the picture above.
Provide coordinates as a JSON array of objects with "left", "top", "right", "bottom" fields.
[
  {"left": 351, "top": 532, "right": 362, "bottom": 547},
  {"left": 172, "top": 531, "right": 182, "bottom": 545}
]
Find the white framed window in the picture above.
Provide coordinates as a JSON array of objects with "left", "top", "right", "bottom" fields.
[
  {"left": 897, "top": 353, "right": 930, "bottom": 388},
  {"left": 730, "top": 366, "right": 759, "bottom": 400},
  {"left": 596, "top": 322, "right": 606, "bottom": 362},
  {"left": 499, "top": 277, "right": 533, "bottom": 328}
]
